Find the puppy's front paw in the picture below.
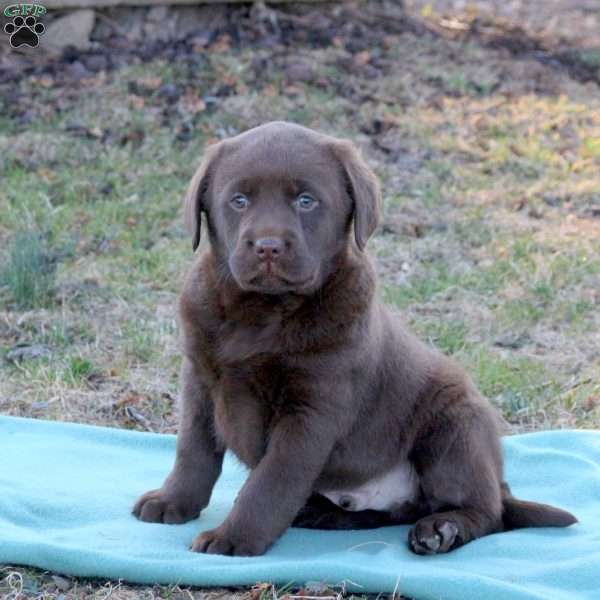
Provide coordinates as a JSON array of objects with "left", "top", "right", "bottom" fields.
[
  {"left": 133, "top": 488, "right": 201, "bottom": 524},
  {"left": 409, "top": 516, "right": 459, "bottom": 555},
  {"left": 191, "top": 523, "right": 269, "bottom": 556}
]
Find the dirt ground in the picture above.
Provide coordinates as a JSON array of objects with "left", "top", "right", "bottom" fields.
[
  {"left": 408, "top": 0, "right": 600, "bottom": 48},
  {"left": 1, "top": 0, "right": 599, "bottom": 598}
]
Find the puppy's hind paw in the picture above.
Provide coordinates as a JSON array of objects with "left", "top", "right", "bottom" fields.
[{"left": 409, "top": 516, "right": 459, "bottom": 555}]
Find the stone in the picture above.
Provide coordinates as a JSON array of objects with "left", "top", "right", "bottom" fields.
[
  {"left": 67, "top": 60, "right": 92, "bottom": 80},
  {"left": 175, "top": 6, "right": 227, "bottom": 41},
  {"left": 147, "top": 5, "right": 168, "bottom": 24},
  {"left": 83, "top": 53, "right": 108, "bottom": 72},
  {"left": 285, "top": 62, "right": 316, "bottom": 83},
  {"left": 158, "top": 83, "right": 179, "bottom": 101},
  {"left": 44, "top": 9, "right": 95, "bottom": 52},
  {"left": 6, "top": 344, "right": 51, "bottom": 363}
]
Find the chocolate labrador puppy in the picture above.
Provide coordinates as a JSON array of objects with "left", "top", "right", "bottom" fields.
[{"left": 133, "top": 121, "right": 576, "bottom": 556}]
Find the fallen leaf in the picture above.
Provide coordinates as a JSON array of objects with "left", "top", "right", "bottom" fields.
[
  {"left": 138, "top": 75, "right": 163, "bottom": 90},
  {"left": 128, "top": 94, "right": 145, "bottom": 110},
  {"left": 353, "top": 50, "right": 371, "bottom": 67},
  {"left": 210, "top": 34, "right": 231, "bottom": 53},
  {"left": 88, "top": 126, "right": 103, "bottom": 139},
  {"left": 251, "top": 583, "right": 272, "bottom": 600},
  {"left": 37, "top": 167, "right": 55, "bottom": 181},
  {"left": 115, "top": 391, "right": 142, "bottom": 408},
  {"left": 180, "top": 91, "right": 206, "bottom": 114}
]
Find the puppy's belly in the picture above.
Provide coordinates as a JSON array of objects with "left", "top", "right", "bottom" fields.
[{"left": 317, "top": 461, "right": 419, "bottom": 512}]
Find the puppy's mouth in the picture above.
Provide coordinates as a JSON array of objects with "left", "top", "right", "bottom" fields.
[{"left": 240, "top": 263, "right": 317, "bottom": 295}]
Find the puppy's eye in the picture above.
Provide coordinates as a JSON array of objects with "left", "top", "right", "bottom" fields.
[
  {"left": 230, "top": 193, "right": 249, "bottom": 211},
  {"left": 295, "top": 193, "right": 318, "bottom": 211}
]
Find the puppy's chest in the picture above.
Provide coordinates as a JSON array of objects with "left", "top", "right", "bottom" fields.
[{"left": 215, "top": 305, "right": 290, "bottom": 364}]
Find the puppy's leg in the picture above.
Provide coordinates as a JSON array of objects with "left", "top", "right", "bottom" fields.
[
  {"left": 293, "top": 494, "right": 428, "bottom": 530},
  {"left": 133, "top": 358, "right": 224, "bottom": 524},
  {"left": 408, "top": 396, "right": 504, "bottom": 555},
  {"left": 191, "top": 380, "right": 353, "bottom": 556},
  {"left": 409, "top": 507, "right": 501, "bottom": 555},
  {"left": 293, "top": 494, "right": 396, "bottom": 529}
]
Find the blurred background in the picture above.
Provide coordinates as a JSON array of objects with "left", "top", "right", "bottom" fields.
[{"left": 0, "top": 0, "right": 599, "bottom": 594}]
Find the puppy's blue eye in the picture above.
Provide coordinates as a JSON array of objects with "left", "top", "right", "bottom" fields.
[
  {"left": 230, "top": 193, "right": 249, "bottom": 211},
  {"left": 295, "top": 193, "right": 317, "bottom": 211}
]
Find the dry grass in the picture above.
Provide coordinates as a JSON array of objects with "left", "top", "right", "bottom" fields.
[{"left": 1, "top": 0, "right": 599, "bottom": 598}]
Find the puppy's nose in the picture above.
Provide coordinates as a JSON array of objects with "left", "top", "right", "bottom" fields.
[{"left": 254, "top": 237, "right": 283, "bottom": 261}]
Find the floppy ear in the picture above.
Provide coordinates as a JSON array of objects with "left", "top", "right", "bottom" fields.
[
  {"left": 183, "top": 142, "right": 223, "bottom": 251},
  {"left": 331, "top": 140, "right": 381, "bottom": 251}
]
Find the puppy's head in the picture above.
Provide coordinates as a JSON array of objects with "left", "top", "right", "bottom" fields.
[{"left": 184, "top": 121, "right": 380, "bottom": 295}]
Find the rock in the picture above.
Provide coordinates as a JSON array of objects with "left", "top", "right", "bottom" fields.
[
  {"left": 90, "top": 19, "right": 112, "bottom": 42},
  {"left": 6, "top": 344, "right": 51, "bottom": 363},
  {"left": 44, "top": 9, "right": 95, "bottom": 52},
  {"left": 83, "top": 53, "right": 108, "bottom": 72},
  {"left": 303, "top": 582, "right": 332, "bottom": 595},
  {"left": 176, "top": 6, "right": 227, "bottom": 41},
  {"left": 147, "top": 5, "right": 169, "bottom": 24},
  {"left": 362, "top": 64, "right": 381, "bottom": 79},
  {"left": 158, "top": 83, "right": 179, "bottom": 102},
  {"left": 382, "top": 214, "right": 428, "bottom": 238},
  {"left": 98, "top": 182, "right": 114, "bottom": 195},
  {"left": 543, "top": 194, "right": 563, "bottom": 207},
  {"left": 51, "top": 575, "right": 71, "bottom": 592},
  {"left": 67, "top": 61, "right": 92, "bottom": 80},
  {"left": 145, "top": 6, "right": 173, "bottom": 42},
  {"left": 285, "top": 62, "right": 316, "bottom": 83},
  {"left": 494, "top": 333, "right": 531, "bottom": 350}
]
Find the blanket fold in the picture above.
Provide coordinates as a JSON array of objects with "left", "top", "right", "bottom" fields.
[{"left": 1, "top": 416, "right": 598, "bottom": 600}]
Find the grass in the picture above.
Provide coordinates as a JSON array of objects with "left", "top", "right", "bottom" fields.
[
  {"left": 1, "top": 0, "right": 600, "bottom": 597},
  {"left": 1, "top": 230, "right": 56, "bottom": 309}
]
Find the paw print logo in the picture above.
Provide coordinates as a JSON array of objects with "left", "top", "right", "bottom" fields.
[{"left": 4, "top": 15, "right": 45, "bottom": 48}]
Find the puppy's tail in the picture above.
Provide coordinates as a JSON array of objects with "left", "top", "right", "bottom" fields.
[{"left": 501, "top": 482, "right": 577, "bottom": 530}]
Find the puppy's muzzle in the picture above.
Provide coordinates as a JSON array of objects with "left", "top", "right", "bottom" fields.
[{"left": 253, "top": 237, "right": 284, "bottom": 262}]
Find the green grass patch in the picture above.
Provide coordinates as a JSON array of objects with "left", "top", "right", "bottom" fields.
[
  {"left": 382, "top": 263, "right": 462, "bottom": 308},
  {"left": 417, "top": 319, "right": 469, "bottom": 356},
  {"left": 66, "top": 357, "right": 96, "bottom": 383},
  {"left": 6, "top": 354, "right": 98, "bottom": 389},
  {"left": 462, "top": 347, "right": 559, "bottom": 421},
  {"left": 1, "top": 230, "right": 56, "bottom": 309},
  {"left": 122, "top": 318, "right": 177, "bottom": 365}
]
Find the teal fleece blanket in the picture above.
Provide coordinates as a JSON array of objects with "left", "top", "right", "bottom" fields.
[{"left": 1, "top": 416, "right": 599, "bottom": 600}]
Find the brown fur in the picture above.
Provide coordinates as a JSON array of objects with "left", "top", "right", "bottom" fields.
[{"left": 133, "top": 122, "right": 576, "bottom": 556}]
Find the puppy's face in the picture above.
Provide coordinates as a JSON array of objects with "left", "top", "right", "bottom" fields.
[
  {"left": 210, "top": 132, "right": 349, "bottom": 295},
  {"left": 184, "top": 122, "right": 381, "bottom": 295}
]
